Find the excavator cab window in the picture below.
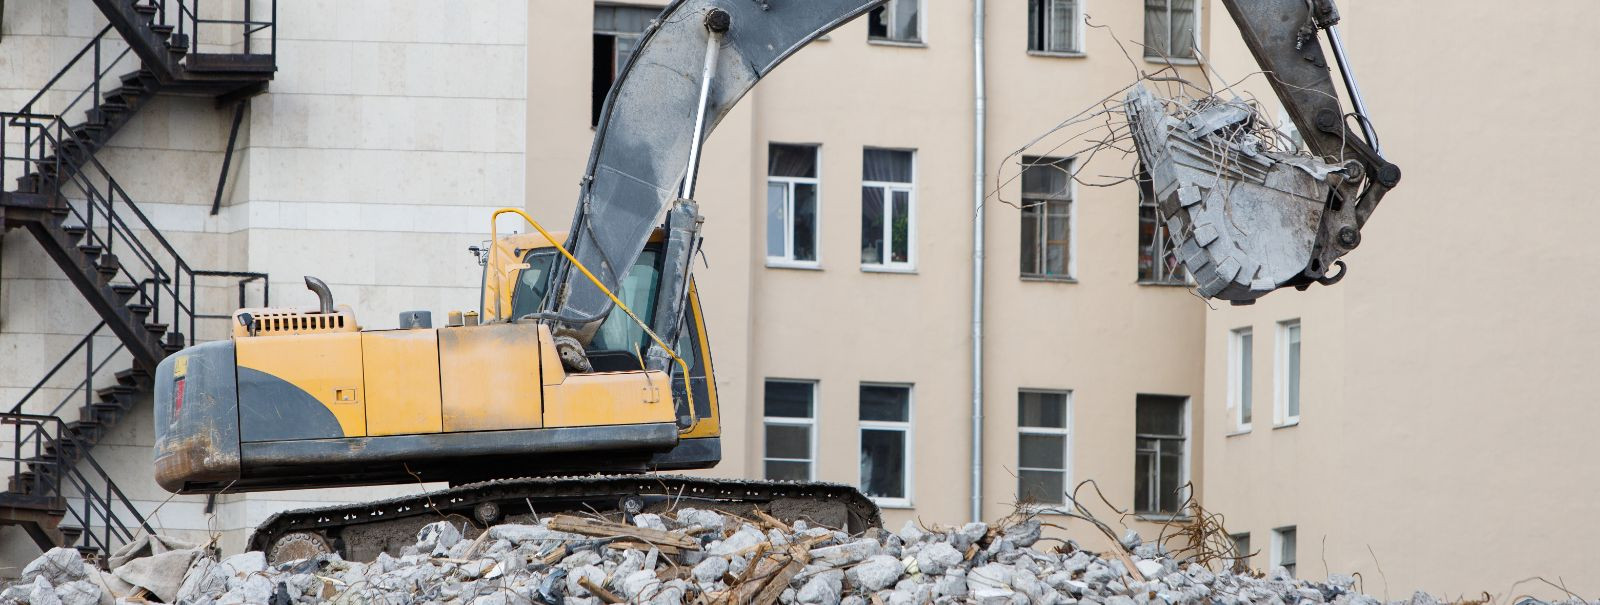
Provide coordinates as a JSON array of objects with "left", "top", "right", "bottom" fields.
[
  {"left": 510, "top": 247, "right": 664, "bottom": 372},
  {"left": 671, "top": 284, "right": 714, "bottom": 423},
  {"left": 510, "top": 250, "right": 557, "bottom": 320}
]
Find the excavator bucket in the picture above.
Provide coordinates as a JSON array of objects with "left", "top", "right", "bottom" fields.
[{"left": 1125, "top": 85, "right": 1363, "bottom": 302}]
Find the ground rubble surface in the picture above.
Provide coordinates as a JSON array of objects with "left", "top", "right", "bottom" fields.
[{"left": 3, "top": 511, "right": 1591, "bottom": 605}]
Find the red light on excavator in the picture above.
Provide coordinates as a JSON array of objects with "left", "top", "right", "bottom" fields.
[{"left": 173, "top": 379, "right": 186, "bottom": 416}]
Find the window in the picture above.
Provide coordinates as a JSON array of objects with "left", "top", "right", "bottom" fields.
[
  {"left": 1028, "top": 0, "right": 1082, "bottom": 54},
  {"left": 1133, "top": 394, "right": 1187, "bottom": 514},
  {"left": 1277, "top": 320, "right": 1302, "bottom": 425},
  {"left": 1143, "top": 0, "right": 1198, "bottom": 60},
  {"left": 1020, "top": 156, "right": 1073, "bottom": 278},
  {"left": 764, "top": 380, "right": 817, "bottom": 481},
  {"left": 767, "top": 144, "right": 821, "bottom": 266},
  {"left": 1273, "top": 527, "right": 1297, "bottom": 577},
  {"left": 592, "top": 4, "right": 660, "bottom": 125},
  {"left": 1017, "top": 391, "right": 1071, "bottom": 506},
  {"left": 861, "top": 149, "right": 915, "bottom": 270},
  {"left": 859, "top": 384, "right": 912, "bottom": 506},
  {"left": 1229, "top": 327, "right": 1253, "bottom": 431},
  {"left": 867, "top": 0, "right": 922, "bottom": 44},
  {"left": 1137, "top": 164, "right": 1187, "bottom": 284},
  {"left": 1230, "top": 533, "right": 1252, "bottom": 573}
]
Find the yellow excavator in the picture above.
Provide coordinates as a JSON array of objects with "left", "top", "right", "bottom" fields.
[{"left": 152, "top": 0, "right": 1399, "bottom": 562}]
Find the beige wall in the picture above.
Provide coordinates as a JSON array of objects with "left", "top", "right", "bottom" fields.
[
  {"left": 1201, "top": 0, "right": 1600, "bottom": 598},
  {"left": 526, "top": 0, "right": 1210, "bottom": 534}
]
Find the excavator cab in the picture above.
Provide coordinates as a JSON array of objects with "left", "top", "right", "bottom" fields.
[
  {"left": 152, "top": 226, "right": 722, "bottom": 496},
  {"left": 481, "top": 230, "right": 719, "bottom": 442}
]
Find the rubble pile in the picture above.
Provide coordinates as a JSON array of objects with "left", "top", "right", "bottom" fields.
[{"left": 0, "top": 510, "right": 1565, "bottom": 605}]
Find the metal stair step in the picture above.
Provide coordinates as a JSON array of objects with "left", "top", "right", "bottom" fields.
[
  {"left": 102, "top": 87, "right": 142, "bottom": 105},
  {"left": 132, "top": 3, "right": 158, "bottom": 19},
  {"left": 95, "top": 384, "right": 137, "bottom": 400},
  {"left": 115, "top": 368, "right": 150, "bottom": 384},
  {"left": 120, "top": 69, "right": 158, "bottom": 88},
  {"left": 62, "top": 225, "right": 89, "bottom": 243},
  {"left": 126, "top": 303, "right": 152, "bottom": 323},
  {"left": 144, "top": 322, "right": 169, "bottom": 335},
  {"left": 111, "top": 283, "right": 140, "bottom": 302},
  {"left": 96, "top": 254, "right": 121, "bottom": 279},
  {"left": 149, "top": 24, "right": 174, "bottom": 38},
  {"left": 76, "top": 244, "right": 103, "bottom": 259}
]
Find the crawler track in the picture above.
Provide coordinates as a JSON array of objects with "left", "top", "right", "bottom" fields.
[{"left": 248, "top": 475, "right": 881, "bottom": 562}]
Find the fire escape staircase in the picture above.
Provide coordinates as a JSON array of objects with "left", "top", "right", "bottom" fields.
[{"left": 0, "top": 0, "right": 276, "bottom": 557}]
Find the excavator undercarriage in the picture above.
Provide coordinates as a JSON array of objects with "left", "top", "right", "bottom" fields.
[{"left": 249, "top": 476, "right": 881, "bottom": 563}]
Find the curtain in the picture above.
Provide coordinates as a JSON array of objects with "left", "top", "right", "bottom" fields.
[
  {"left": 1049, "top": 0, "right": 1077, "bottom": 53},
  {"left": 1144, "top": 0, "right": 1170, "bottom": 57},
  {"left": 891, "top": 0, "right": 920, "bottom": 41},
  {"left": 864, "top": 149, "right": 912, "bottom": 183},
  {"left": 768, "top": 144, "right": 817, "bottom": 178},
  {"left": 1171, "top": 0, "right": 1197, "bottom": 58}
]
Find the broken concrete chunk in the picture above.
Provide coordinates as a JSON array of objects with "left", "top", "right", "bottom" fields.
[
  {"left": 810, "top": 538, "right": 883, "bottom": 567},
  {"left": 914, "top": 542, "right": 963, "bottom": 576},
  {"left": 847, "top": 555, "right": 903, "bottom": 592},
  {"left": 22, "top": 548, "right": 87, "bottom": 586}
]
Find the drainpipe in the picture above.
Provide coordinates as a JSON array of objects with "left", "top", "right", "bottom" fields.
[{"left": 970, "top": 0, "right": 987, "bottom": 525}]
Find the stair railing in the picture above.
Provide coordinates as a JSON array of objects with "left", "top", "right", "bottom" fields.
[
  {"left": 2, "top": 23, "right": 135, "bottom": 196},
  {"left": 26, "top": 123, "right": 269, "bottom": 350},
  {"left": 146, "top": 0, "right": 277, "bottom": 59},
  {"left": 0, "top": 413, "right": 155, "bottom": 555}
]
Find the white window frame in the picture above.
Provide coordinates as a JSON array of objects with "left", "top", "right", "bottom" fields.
[
  {"left": 859, "top": 382, "right": 914, "bottom": 509},
  {"left": 1271, "top": 526, "right": 1298, "bottom": 578},
  {"left": 1028, "top": 0, "right": 1085, "bottom": 56},
  {"left": 763, "top": 379, "right": 818, "bottom": 482},
  {"left": 1019, "top": 156, "right": 1077, "bottom": 280},
  {"left": 1133, "top": 394, "right": 1191, "bottom": 516},
  {"left": 766, "top": 144, "right": 823, "bottom": 269},
  {"left": 1229, "top": 327, "right": 1253, "bottom": 433},
  {"left": 1143, "top": 0, "right": 1203, "bottom": 64},
  {"left": 861, "top": 149, "right": 917, "bottom": 273},
  {"left": 1017, "top": 389, "right": 1073, "bottom": 509},
  {"left": 1275, "top": 319, "right": 1302, "bottom": 427},
  {"left": 867, "top": 0, "right": 926, "bottom": 45}
]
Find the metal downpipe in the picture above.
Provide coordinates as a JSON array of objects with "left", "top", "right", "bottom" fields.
[{"left": 970, "top": 0, "right": 986, "bottom": 525}]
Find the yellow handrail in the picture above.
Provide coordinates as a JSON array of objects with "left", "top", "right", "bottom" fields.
[{"left": 490, "top": 208, "right": 697, "bottom": 432}]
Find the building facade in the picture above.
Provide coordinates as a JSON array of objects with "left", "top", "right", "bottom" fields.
[{"left": 5, "top": 0, "right": 1591, "bottom": 599}]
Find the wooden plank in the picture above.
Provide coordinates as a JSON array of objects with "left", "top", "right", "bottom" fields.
[{"left": 547, "top": 514, "right": 699, "bottom": 550}]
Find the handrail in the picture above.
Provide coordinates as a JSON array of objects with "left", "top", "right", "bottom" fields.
[
  {"left": 8, "top": 323, "right": 105, "bottom": 415},
  {"left": 1, "top": 412, "right": 156, "bottom": 553}
]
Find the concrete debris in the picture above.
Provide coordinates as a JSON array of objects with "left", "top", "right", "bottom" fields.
[{"left": 6, "top": 513, "right": 1594, "bottom": 605}]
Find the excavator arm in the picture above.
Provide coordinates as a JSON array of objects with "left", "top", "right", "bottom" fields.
[
  {"left": 544, "top": 0, "right": 1400, "bottom": 370},
  {"left": 540, "top": 0, "right": 888, "bottom": 371}
]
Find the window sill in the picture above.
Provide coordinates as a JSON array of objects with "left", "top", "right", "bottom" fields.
[
  {"left": 766, "top": 261, "right": 823, "bottom": 271},
  {"left": 862, "top": 265, "right": 918, "bottom": 275},
  {"left": 867, "top": 39, "right": 927, "bottom": 48},
  {"left": 1027, "top": 50, "right": 1086, "bottom": 59},
  {"left": 1134, "top": 513, "right": 1194, "bottom": 523},
  {"left": 1144, "top": 56, "right": 1201, "bottom": 66},
  {"left": 1273, "top": 420, "right": 1300, "bottom": 430},
  {"left": 1137, "top": 280, "right": 1192, "bottom": 288},
  {"left": 872, "top": 498, "right": 914, "bottom": 510},
  {"left": 1225, "top": 428, "right": 1252, "bottom": 438},
  {"left": 1021, "top": 275, "right": 1077, "bottom": 284}
]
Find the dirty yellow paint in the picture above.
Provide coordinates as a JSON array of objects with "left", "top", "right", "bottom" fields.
[
  {"left": 537, "top": 325, "right": 566, "bottom": 386},
  {"left": 439, "top": 322, "right": 543, "bottom": 431},
  {"left": 543, "top": 371, "right": 675, "bottom": 428},
  {"left": 172, "top": 356, "right": 189, "bottom": 378},
  {"left": 237, "top": 331, "right": 367, "bottom": 437},
  {"left": 362, "top": 329, "right": 444, "bottom": 436}
]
